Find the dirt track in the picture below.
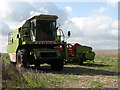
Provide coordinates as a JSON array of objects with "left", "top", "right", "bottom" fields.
[
  {"left": 1, "top": 50, "right": 119, "bottom": 88},
  {"left": 2, "top": 60, "right": 118, "bottom": 88}
]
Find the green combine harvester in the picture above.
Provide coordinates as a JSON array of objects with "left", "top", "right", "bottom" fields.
[{"left": 7, "top": 14, "right": 95, "bottom": 70}]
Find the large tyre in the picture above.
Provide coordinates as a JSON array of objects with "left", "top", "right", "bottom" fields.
[
  {"left": 16, "top": 50, "right": 28, "bottom": 70},
  {"left": 79, "top": 61, "right": 83, "bottom": 65},
  {"left": 35, "top": 63, "right": 40, "bottom": 68},
  {"left": 51, "top": 59, "right": 64, "bottom": 71},
  {"left": 16, "top": 50, "right": 23, "bottom": 71}
]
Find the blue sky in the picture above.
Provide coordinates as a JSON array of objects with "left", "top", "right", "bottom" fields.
[
  {"left": 52, "top": 2, "right": 118, "bottom": 50},
  {"left": 54, "top": 2, "right": 118, "bottom": 20},
  {"left": 0, "top": 1, "right": 118, "bottom": 52}
]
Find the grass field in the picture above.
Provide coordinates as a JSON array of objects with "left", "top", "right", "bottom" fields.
[{"left": 1, "top": 49, "right": 119, "bottom": 88}]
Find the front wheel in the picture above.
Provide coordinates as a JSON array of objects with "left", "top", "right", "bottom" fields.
[
  {"left": 16, "top": 50, "right": 28, "bottom": 70},
  {"left": 51, "top": 59, "right": 64, "bottom": 71},
  {"left": 16, "top": 50, "right": 23, "bottom": 70}
]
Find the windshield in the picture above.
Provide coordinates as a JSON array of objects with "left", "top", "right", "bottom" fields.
[{"left": 36, "top": 20, "right": 56, "bottom": 41}]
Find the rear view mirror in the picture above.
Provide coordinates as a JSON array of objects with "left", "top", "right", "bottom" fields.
[{"left": 68, "top": 31, "right": 71, "bottom": 37}]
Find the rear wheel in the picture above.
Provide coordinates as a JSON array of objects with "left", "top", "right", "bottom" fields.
[
  {"left": 79, "top": 61, "right": 83, "bottom": 65},
  {"left": 35, "top": 63, "right": 40, "bottom": 68}
]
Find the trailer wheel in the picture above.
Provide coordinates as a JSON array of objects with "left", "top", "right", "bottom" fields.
[{"left": 51, "top": 59, "right": 63, "bottom": 71}]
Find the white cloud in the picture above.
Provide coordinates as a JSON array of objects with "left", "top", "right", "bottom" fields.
[
  {"left": 0, "top": 0, "right": 12, "bottom": 18},
  {"left": 109, "top": 29, "right": 118, "bottom": 36},
  {"left": 62, "top": 15, "right": 118, "bottom": 49},
  {"left": 70, "top": 15, "right": 117, "bottom": 39},
  {"left": 98, "top": 7, "right": 106, "bottom": 13},
  {"left": 0, "top": 2, "right": 68, "bottom": 31},
  {"left": 39, "top": 8, "right": 48, "bottom": 14},
  {"left": 0, "top": 35, "right": 8, "bottom": 52},
  {"left": 28, "top": 2, "right": 67, "bottom": 25},
  {"left": 0, "top": 20, "right": 12, "bottom": 52},
  {"left": 62, "top": 19, "right": 84, "bottom": 38},
  {"left": 0, "top": 20, "right": 12, "bottom": 36},
  {"left": 0, "top": 2, "right": 35, "bottom": 23},
  {"left": 107, "top": 0, "right": 119, "bottom": 7},
  {"left": 30, "top": 11, "right": 41, "bottom": 16},
  {"left": 65, "top": 6, "right": 72, "bottom": 14},
  {"left": 112, "top": 21, "right": 118, "bottom": 28},
  {"left": 68, "top": 36, "right": 118, "bottom": 50}
]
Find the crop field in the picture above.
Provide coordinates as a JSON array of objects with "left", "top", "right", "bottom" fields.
[{"left": 1, "top": 49, "right": 119, "bottom": 88}]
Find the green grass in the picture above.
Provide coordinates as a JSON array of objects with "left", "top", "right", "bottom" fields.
[
  {"left": 23, "top": 69, "right": 77, "bottom": 88},
  {"left": 1, "top": 56, "right": 10, "bottom": 61},
  {"left": 2, "top": 50, "right": 119, "bottom": 88},
  {"left": 24, "top": 75, "right": 38, "bottom": 88},
  {"left": 90, "top": 81, "right": 104, "bottom": 88},
  {"left": 67, "top": 54, "right": 118, "bottom": 75},
  {"left": 2, "top": 61, "right": 28, "bottom": 88}
]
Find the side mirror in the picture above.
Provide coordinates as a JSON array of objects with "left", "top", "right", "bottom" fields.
[{"left": 68, "top": 31, "right": 71, "bottom": 37}]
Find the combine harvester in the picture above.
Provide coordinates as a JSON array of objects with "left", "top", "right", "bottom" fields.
[{"left": 7, "top": 14, "right": 95, "bottom": 71}]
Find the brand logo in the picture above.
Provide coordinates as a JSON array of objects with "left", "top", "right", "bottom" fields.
[{"left": 35, "top": 42, "right": 55, "bottom": 44}]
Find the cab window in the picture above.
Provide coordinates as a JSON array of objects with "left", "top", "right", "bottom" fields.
[{"left": 8, "top": 32, "right": 13, "bottom": 43}]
